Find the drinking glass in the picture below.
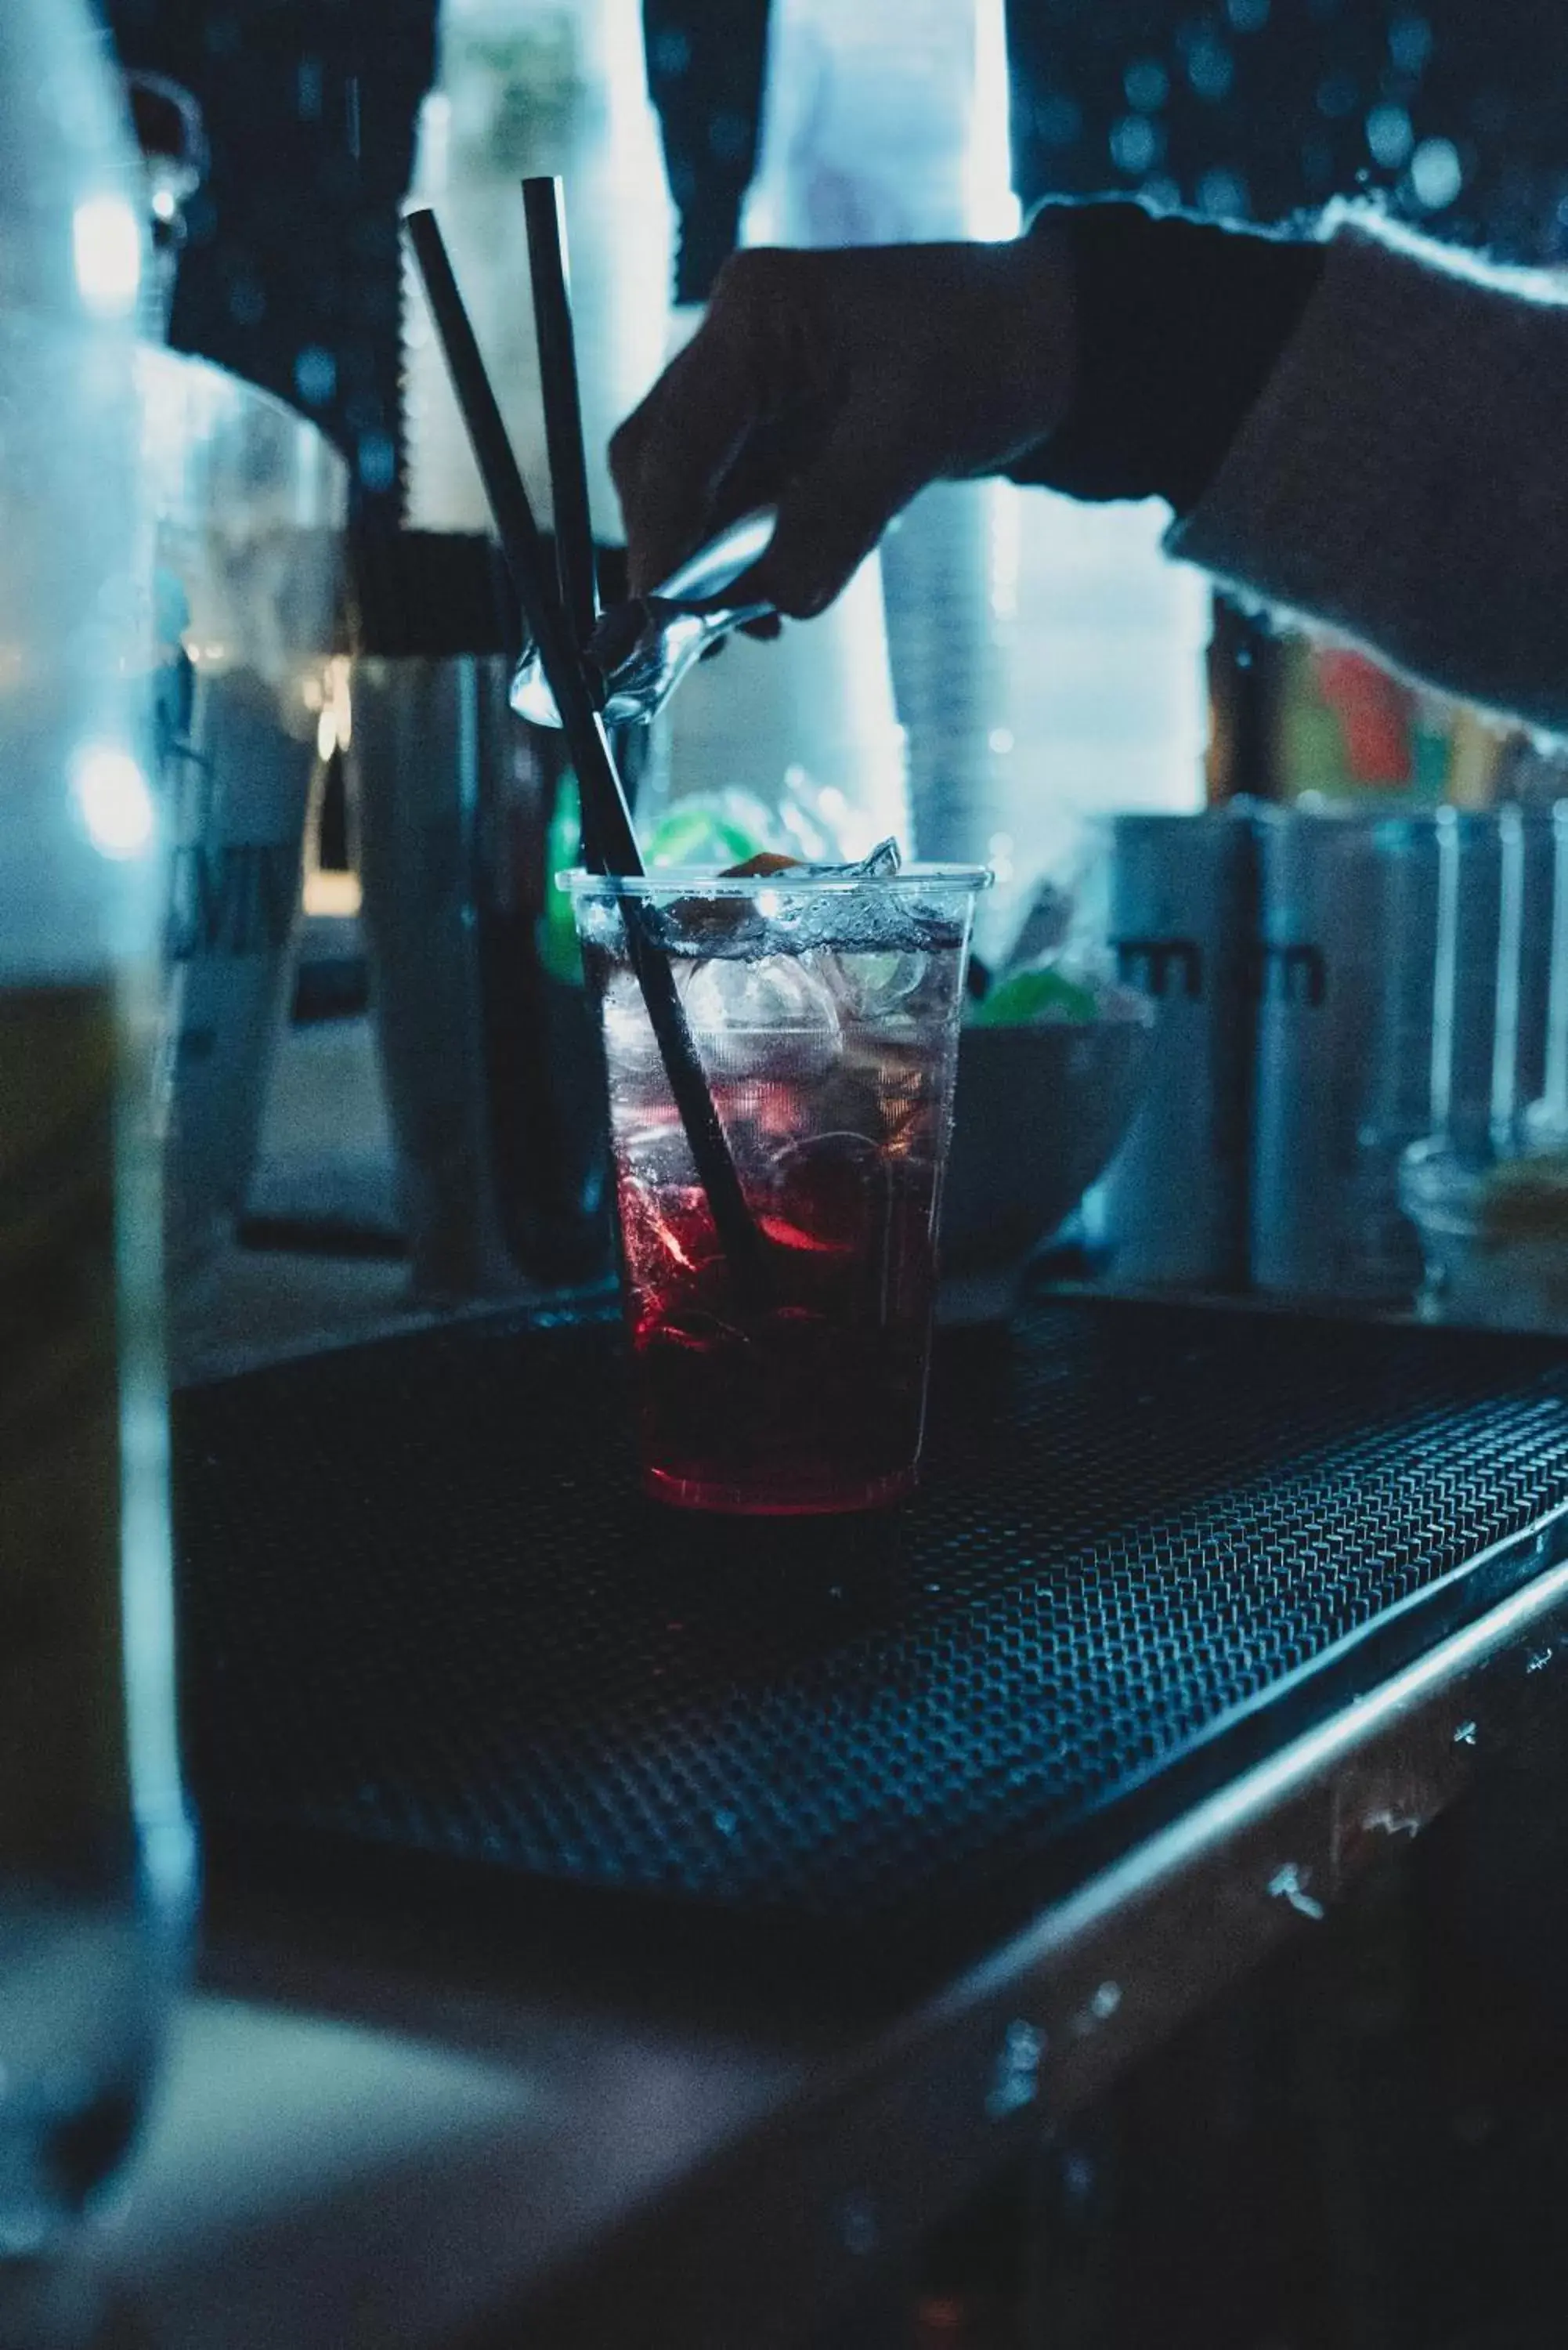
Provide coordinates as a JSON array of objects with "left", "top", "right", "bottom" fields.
[{"left": 568, "top": 865, "right": 987, "bottom": 1512}]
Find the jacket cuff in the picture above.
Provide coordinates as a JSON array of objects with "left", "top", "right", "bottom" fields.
[{"left": 1013, "top": 199, "right": 1325, "bottom": 514}]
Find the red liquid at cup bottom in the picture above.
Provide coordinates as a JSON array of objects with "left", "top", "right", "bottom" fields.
[{"left": 613, "top": 1094, "right": 941, "bottom": 1515}]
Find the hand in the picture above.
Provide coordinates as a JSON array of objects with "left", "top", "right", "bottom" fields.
[{"left": 609, "top": 226, "right": 1078, "bottom": 620}]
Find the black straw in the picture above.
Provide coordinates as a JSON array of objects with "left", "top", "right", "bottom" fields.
[
  {"left": 521, "top": 175, "right": 600, "bottom": 656},
  {"left": 405, "top": 207, "right": 627, "bottom": 870},
  {"left": 403, "top": 208, "right": 768, "bottom": 1302}
]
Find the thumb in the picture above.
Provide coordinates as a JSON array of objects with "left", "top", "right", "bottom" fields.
[{"left": 741, "top": 400, "right": 919, "bottom": 620}]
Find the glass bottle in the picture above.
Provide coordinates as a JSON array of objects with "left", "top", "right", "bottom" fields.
[{"left": 0, "top": 0, "right": 195, "bottom": 2273}]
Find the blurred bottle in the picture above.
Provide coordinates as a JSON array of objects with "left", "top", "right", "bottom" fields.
[
  {"left": 1272, "top": 640, "right": 1455, "bottom": 806},
  {"left": 0, "top": 0, "right": 193, "bottom": 2276},
  {"left": 740, "top": 0, "right": 1209, "bottom": 957},
  {"left": 402, "top": 0, "right": 675, "bottom": 540}
]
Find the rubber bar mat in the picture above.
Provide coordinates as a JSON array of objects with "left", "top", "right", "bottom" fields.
[{"left": 174, "top": 1299, "right": 1568, "bottom": 1979}]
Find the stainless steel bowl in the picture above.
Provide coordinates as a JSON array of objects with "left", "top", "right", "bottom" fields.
[{"left": 941, "top": 1001, "right": 1155, "bottom": 1322}]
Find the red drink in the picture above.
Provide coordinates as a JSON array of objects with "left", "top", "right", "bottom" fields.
[{"left": 572, "top": 868, "right": 985, "bottom": 1513}]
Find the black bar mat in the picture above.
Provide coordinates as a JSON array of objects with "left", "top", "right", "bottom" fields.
[{"left": 173, "top": 1300, "right": 1568, "bottom": 1988}]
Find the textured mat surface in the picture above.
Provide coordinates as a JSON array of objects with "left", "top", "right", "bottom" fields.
[{"left": 174, "top": 1300, "right": 1568, "bottom": 1967}]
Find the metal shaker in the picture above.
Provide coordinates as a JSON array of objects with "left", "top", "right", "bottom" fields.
[
  {"left": 1431, "top": 810, "right": 1509, "bottom": 1158},
  {"left": 1515, "top": 808, "right": 1557, "bottom": 1124},
  {"left": 1250, "top": 809, "right": 1433, "bottom": 1301},
  {"left": 1093, "top": 808, "right": 1258, "bottom": 1289},
  {"left": 352, "top": 652, "right": 613, "bottom": 1300},
  {"left": 1431, "top": 808, "right": 1557, "bottom": 1154}
]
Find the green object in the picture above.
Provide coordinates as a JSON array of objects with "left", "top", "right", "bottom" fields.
[
  {"left": 968, "top": 966, "right": 1100, "bottom": 1028},
  {"left": 543, "top": 786, "right": 777, "bottom": 985},
  {"left": 644, "top": 799, "right": 767, "bottom": 870},
  {"left": 540, "top": 773, "right": 587, "bottom": 984}
]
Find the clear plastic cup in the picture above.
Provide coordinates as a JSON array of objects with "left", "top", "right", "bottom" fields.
[{"left": 567, "top": 865, "right": 988, "bottom": 1513}]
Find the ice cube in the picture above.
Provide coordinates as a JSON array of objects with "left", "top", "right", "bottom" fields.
[
  {"left": 828, "top": 949, "right": 931, "bottom": 1021},
  {"left": 789, "top": 884, "right": 961, "bottom": 964},
  {"left": 761, "top": 1130, "right": 887, "bottom": 1258},
  {"left": 811, "top": 1055, "right": 888, "bottom": 1149},
  {"left": 620, "top": 1116, "right": 697, "bottom": 1191},
  {"left": 684, "top": 953, "right": 843, "bottom": 1081},
  {"left": 855, "top": 837, "right": 903, "bottom": 877},
  {"left": 601, "top": 967, "right": 671, "bottom": 1077},
  {"left": 615, "top": 1125, "right": 726, "bottom": 1286}
]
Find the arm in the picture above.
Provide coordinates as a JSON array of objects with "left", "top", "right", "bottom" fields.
[
  {"left": 611, "top": 203, "right": 1568, "bottom": 735},
  {"left": 1160, "top": 213, "right": 1568, "bottom": 738}
]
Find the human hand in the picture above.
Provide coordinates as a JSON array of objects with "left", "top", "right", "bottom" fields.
[{"left": 609, "top": 226, "right": 1077, "bottom": 620}]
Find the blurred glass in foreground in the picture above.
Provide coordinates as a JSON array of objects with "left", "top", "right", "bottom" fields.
[{"left": 0, "top": 0, "right": 194, "bottom": 2279}]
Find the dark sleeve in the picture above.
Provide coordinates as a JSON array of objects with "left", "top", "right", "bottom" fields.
[
  {"left": 1010, "top": 200, "right": 1327, "bottom": 516},
  {"left": 1168, "top": 219, "right": 1568, "bottom": 735}
]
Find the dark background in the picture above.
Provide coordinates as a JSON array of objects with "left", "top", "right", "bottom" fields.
[{"left": 103, "top": 0, "right": 1568, "bottom": 519}]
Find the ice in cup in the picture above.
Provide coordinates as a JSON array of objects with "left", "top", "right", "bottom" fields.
[{"left": 567, "top": 862, "right": 988, "bottom": 1513}]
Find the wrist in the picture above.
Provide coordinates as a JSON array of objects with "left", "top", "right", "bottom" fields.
[
  {"left": 1013, "top": 200, "right": 1327, "bottom": 513},
  {"left": 992, "top": 211, "right": 1080, "bottom": 457}
]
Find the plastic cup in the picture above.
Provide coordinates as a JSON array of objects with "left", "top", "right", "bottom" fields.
[{"left": 567, "top": 865, "right": 988, "bottom": 1513}]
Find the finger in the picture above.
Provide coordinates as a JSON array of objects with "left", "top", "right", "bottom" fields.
[
  {"left": 610, "top": 322, "right": 764, "bottom": 595},
  {"left": 612, "top": 249, "right": 838, "bottom": 595},
  {"left": 686, "top": 386, "right": 842, "bottom": 550},
  {"left": 739, "top": 397, "right": 920, "bottom": 620}
]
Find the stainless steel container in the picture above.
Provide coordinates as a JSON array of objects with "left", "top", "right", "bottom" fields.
[
  {"left": 1530, "top": 804, "right": 1568, "bottom": 1141},
  {"left": 1250, "top": 807, "right": 1559, "bottom": 1303},
  {"left": 352, "top": 656, "right": 612, "bottom": 1300},
  {"left": 1515, "top": 809, "right": 1557, "bottom": 1123},
  {"left": 1432, "top": 809, "right": 1509, "bottom": 1159},
  {"left": 1394, "top": 805, "right": 1568, "bottom": 1334},
  {"left": 1093, "top": 808, "right": 1258, "bottom": 1289},
  {"left": 1250, "top": 809, "right": 1433, "bottom": 1301}
]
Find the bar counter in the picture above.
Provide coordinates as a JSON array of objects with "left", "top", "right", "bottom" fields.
[{"left": 90, "top": 1288, "right": 1568, "bottom": 2348}]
